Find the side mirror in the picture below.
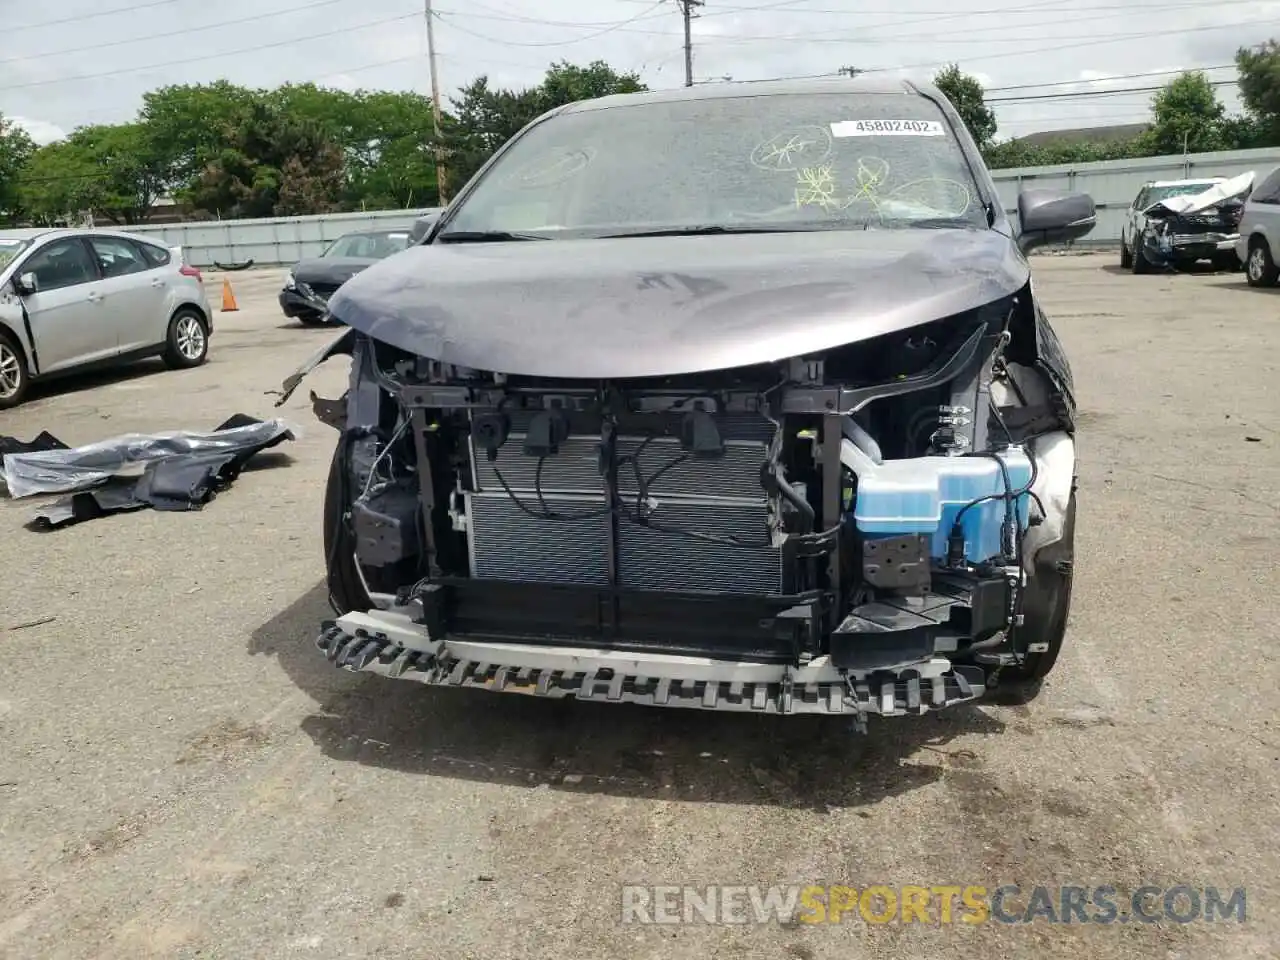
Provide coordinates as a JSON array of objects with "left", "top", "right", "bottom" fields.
[
  {"left": 1017, "top": 189, "right": 1096, "bottom": 254},
  {"left": 13, "top": 272, "right": 38, "bottom": 296}
]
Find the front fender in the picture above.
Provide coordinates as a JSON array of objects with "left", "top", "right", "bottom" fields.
[{"left": 0, "top": 289, "right": 36, "bottom": 375}]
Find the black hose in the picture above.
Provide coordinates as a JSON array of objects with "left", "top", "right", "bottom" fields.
[{"left": 773, "top": 470, "right": 815, "bottom": 533}]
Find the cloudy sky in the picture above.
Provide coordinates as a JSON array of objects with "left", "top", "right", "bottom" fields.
[{"left": 2, "top": 0, "right": 1277, "bottom": 146}]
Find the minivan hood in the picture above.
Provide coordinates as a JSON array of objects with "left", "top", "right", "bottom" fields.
[{"left": 327, "top": 228, "right": 1027, "bottom": 379}]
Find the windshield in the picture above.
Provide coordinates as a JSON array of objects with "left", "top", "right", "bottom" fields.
[
  {"left": 322, "top": 232, "right": 410, "bottom": 259},
  {"left": 440, "top": 92, "right": 986, "bottom": 239},
  {"left": 1142, "top": 183, "right": 1218, "bottom": 206},
  {"left": 0, "top": 238, "right": 31, "bottom": 270}
]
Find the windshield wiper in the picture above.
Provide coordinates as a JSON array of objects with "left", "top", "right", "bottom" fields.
[
  {"left": 866, "top": 217, "right": 981, "bottom": 230},
  {"left": 434, "top": 230, "right": 551, "bottom": 243},
  {"left": 598, "top": 224, "right": 821, "bottom": 238}
]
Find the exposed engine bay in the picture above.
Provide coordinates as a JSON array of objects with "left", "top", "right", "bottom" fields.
[{"left": 284, "top": 283, "right": 1078, "bottom": 727}]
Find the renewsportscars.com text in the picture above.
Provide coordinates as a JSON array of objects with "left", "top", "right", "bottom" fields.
[{"left": 619, "top": 884, "right": 1247, "bottom": 926}]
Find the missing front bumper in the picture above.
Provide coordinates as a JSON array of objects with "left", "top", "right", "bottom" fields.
[{"left": 315, "top": 605, "right": 988, "bottom": 719}]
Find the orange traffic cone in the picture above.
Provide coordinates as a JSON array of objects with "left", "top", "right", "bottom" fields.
[{"left": 220, "top": 278, "right": 238, "bottom": 312}]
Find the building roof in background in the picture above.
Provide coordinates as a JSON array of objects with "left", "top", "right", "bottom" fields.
[{"left": 1015, "top": 122, "right": 1150, "bottom": 147}]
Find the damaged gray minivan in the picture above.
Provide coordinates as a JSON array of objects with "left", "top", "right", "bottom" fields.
[{"left": 280, "top": 77, "right": 1094, "bottom": 728}]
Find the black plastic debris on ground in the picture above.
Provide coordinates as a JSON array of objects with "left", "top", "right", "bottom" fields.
[
  {"left": 0, "top": 431, "right": 69, "bottom": 457},
  {"left": 4, "top": 414, "right": 295, "bottom": 531}
]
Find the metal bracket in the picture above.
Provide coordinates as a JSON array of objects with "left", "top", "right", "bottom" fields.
[
  {"left": 310, "top": 391, "right": 346, "bottom": 430},
  {"left": 862, "top": 534, "right": 932, "bottom": 592}
]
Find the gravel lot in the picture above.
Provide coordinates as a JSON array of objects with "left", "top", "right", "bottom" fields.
[{"left": 0, "top": 257, "right": 1277, "bottom": 960}]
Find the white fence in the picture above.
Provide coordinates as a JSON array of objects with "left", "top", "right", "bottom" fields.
[
  {"left": 127, "top": 147, "right": 1280, "bottom": 266},
  {"left": 989, "top": 146, "right": 1280, "bottom": 246},
  {"left": 127, "top": 208, "right": 430, "bottom": 268}
]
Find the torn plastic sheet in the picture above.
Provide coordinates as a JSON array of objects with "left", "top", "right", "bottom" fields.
[
  {"left": 1, "top": 414, "right": 298, "bottom": 499},
  {"left": 21, "top": 415, "right": 297, "bottom": 530}
]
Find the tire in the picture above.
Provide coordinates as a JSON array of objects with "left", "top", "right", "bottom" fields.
[
  {"left": 163, "top": 307, "right": 209, "bottom": 369},
  {"left": 1119, "top": 237, "right": 1132, "bottom": 269},
  {"left": 1130, "top": 240, "right": 1151, "bottom": 274},
  {"left": 1246, "top": 238, "right": 1279, "bottom": 288},
  {"left": 298, "top": 312, "right": 329, "bottom": 327},
  {"left": 323, "top": 438, "right": 373, "bottom": 615},
  {"left": 0, "top": 330, "right": 30, "bottom": 410},
  {"left": 989, "top": 488, "right": 1077, "bottom": 703},
  {"left": 322, "top": 433, "right": 419, "bottom": 615}
]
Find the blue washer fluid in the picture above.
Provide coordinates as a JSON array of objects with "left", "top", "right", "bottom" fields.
[{"left": 849, "top": 446, "right": 1033, "bottom": 564}]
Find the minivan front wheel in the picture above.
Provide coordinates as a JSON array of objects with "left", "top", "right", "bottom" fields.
[{"left": 1246, "top": 238, "right": 1279, "bottom": 287}]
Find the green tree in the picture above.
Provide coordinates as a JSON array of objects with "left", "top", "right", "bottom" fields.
[
  {"left": 0, "top": 114, "right": 36, "bottom": 222},
  {"left": 1141, "top": 71, "right": 1228, "bottom": 155},
  {"left": 261, "top": 83, "right": 439, "bottom": 207},
  {"left": 933, "top": 64, "right": 997, "bottom": 149},
  {"left": 17, "top": 124, "right": 165, "bottom": 224},
  {"left": 188, "top": 102, "right": 345, "bottom": 218},
  {"left": 139, "top": 81, "right": 263, "bottom": 195},
  {"left": 341, "top": 90, "right": 438, "bottom": 208},
  {"left": 436, "top": 60, "right": 647, "bottom": 194},
  {"left": 16, "top": 141, "right": 100, "bottom": 225},
  {"left": 1236, "top": 40, "right": 1280, "bottom": 143},
  {"left": 537, "top": 59, "right": 646, "bottom": 110},
  {"left": 982, "top": 135, "right": 1150, "bottom": 170},
  {"left": 436, "top": 77, "right": 543, "bottom": 190}
]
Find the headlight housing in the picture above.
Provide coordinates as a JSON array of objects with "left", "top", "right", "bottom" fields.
[{"left": 284, "top": 273, "right": 297, "bottom": 290}]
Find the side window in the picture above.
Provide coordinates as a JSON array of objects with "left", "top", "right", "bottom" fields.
[
  {"left": 1252, "top": 169, "right": 1280, "bottom": 205},
  {"left": 137, "top": 242, "right": 171, "bottom": 267},
  {"left": 88, "top": 236, "right": 149, "bottom": 278},
  {"left": 22, "top": 239, "right": 98, "bottom": 292},
  {"left": 1133, "top": 188, "right": 1149, "bottom": 210}
]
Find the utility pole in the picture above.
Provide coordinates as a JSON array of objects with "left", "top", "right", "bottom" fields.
[
  {"left": 677, "top": 0, "right": 704, "bottom": 88},
  {"left": 425, "top": 0, "right": 448, "bottom": 204}
]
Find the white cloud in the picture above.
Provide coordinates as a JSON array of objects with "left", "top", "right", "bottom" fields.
[
  {"left": 11, "top": 116, "right": 66, "bottom": 145},
  {"left": 0, "top": 0, "right": 1269, "bottom": 138}
]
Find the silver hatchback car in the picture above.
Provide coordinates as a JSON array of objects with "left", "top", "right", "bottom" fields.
[{"left": 0, "top": 227, "right": 213, "bottom": 408}]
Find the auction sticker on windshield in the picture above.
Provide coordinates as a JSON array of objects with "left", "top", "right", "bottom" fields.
[{"left": 830, "top": 120, "right": 946, "bottom": 137}]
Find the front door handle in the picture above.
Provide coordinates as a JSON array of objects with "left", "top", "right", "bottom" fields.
[{"left": 86, "top": 292, "right": 104, "bottom": 303}]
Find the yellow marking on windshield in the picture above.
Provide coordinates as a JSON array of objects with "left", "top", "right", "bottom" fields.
[{"left": 794, "top": 164, "right": 840, "bottom": 209}]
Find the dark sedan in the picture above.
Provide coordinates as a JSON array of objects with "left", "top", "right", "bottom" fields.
[{"left": 279, "top": 229, "right": 412, "bottom": 325}]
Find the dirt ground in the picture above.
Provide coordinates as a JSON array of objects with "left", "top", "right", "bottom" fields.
[{"left": 0, "top": 257, "right": 1276, "bottom": 959}]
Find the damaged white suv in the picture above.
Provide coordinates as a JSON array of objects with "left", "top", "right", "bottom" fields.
[{"left": 279, "top": 77, "right": 1093, "bottom": 728}]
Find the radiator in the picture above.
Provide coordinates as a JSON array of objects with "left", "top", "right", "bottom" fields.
[
  {"left": 464, "top": 414, "right": 781, "bottom": 595},
  {"left": 465, "top": 492, "right": 780, "bottom": 594}
]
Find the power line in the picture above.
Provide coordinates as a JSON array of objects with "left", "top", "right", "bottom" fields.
[
  {"left": 702, "top": 0, "right": 1257, "bottom": 13},
  {"left": 682, "top": 12, "right": 1277, "bottom": 46},
  {"left": 442, "top": 0, "right": 672, "bottom": 29},
  {"left": 859, "top": 17, "right": 1275, "bottom": 76},
  {"left": 10, "top": 0, "right": 187, "bottom": 33},
  {"left": 434, "top": 0, "right": 1269, "bottom": 44},
  {"left": 0, "top": 12, "right": 421, "bottom": 91},
  {"left": 988, "top": 80, "right": 1238, "bottom": 103},
  {"left": 432, "top": 1, "right": 668, "bottom": 47},
  {"left": 985, "top": 65, "right": 1237, "bottom": 93},
  {"left": 0, "top": 0, "right": 354, "bottom": 66}
]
